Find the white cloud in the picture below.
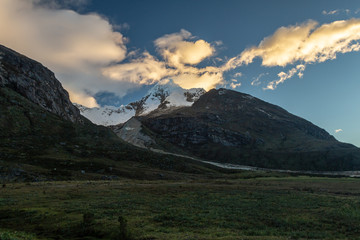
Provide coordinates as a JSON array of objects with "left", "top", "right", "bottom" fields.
[
  {"left": 154, "top": 29, "right": 215, "bottom": 67},
  {"left": 102, "top": 52, "right": 170, "bottom": 85},
  {"left": 229, "top": 79, "right": 241, "bottom": 89},
  {"left": 172, "top": 72, "right": 223, "bottom": 90},
  {"left": 335, "top": 129, "right": 343, "bottom": 133},
  {"left": 104, "top": 29, "right": 224, "bottom": 91},
  {"left": 221, "top": 19, "right": 360, "bottom": 89},
  {"left": 233, "top": 72, "right": 242, "bottom": 78},
  {"left": 265, "top": 65, "right": 305, "bottom": 90},
  {"left": 251, "top": 73, "right": 268, "bottom": 86},
  {"left": 322, "top": 10, "right": 339, "bottom": 15},
  {"left": 67, "top": 89, "right": 99, "bottom": 108},
  {"left": 322, "top": 9, "right": 351, "bottom": 16},
  {"left": 238, "top": 19, "right": 360, "bottom": 67},
  {"left": 4, "top": 1, "right": 360, "bottom": 106},
  {"left": 0, "top": 0, "right": 127, "bottom": 107}
]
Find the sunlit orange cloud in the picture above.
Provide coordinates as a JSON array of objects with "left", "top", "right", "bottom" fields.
[
  {"left": 102, "top": 52, "right": 172, "bottom": 85},
  {"left": 67, "top": 89, "right": 99, "bottom": 108},
  {"left": 103, "top": 29, "right": 225, "bottom": 91},
  {"left": 154, "top": 29, "right": 215, "bottom": 67},
  {"left": 223, "top": 18, "right": 360, "bottom": 89},
  {"left": 5, "top": 0, "right": 360, "bottom": 105},
  {"left": 238, "top": 19, "right": 360, "bottom": 67}
]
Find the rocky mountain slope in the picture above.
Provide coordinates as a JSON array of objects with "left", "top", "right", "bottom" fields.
[
  {"left": 0, "top": 45, "right": 81, "bottom": 123},
  {"left": 75, "top": 79, "right": 205, "bottom": 126},
  {"left": 117, "top": 88, "right": 360, "bottom": 171},
  {"left": 0, "top": 45, "right": 217, "bottom": 182}
]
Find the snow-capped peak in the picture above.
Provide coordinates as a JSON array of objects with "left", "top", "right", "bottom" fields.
[{"left": 74, "top": 79, "right": 206, "bottom": 126}]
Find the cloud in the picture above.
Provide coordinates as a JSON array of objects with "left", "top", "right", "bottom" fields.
[
  {"left": 67, "top": 89, "right": 99, "bottom": 108},
  {"left": 0, "top": 0, "right": 224, "bottom": 103},
  {"left": 322, "top": 10, "right": 339, "bottom": 15},
  {"left": 103, "top": 29, "right": 224, "bottom": 91},
  {"left": 238, "top": 19, "right": 360, "bottom": 67},
  {"left": 233, "top": 72, "right": 243, "bottom": 78},
  {"left": 154, "top": 29, "right": 215, "bottom": 67},
  {"left": 322, "top": 9, "right": 351, "bottom": 16},
  {"left": 0, "top": 0, "right": 127, "bottom": 107},
  {"left": 222, "top": 19, "right": 360, "bottom": 89},
  {"left": 102, "top": 52, "right": 170, "bottom": 85},
  {"left": 172, "top": 71, "right": 223, "bottom": 90},
  {"left": 251, "top": 73, "right": 268, "bottom": 86},
  {"left": 335, "top": 129, "right": 343, "bottom": 133},
  {"left": 229, "top": 79, "right": 241, "bottom": 89},
  {"left": 4, "top": 1, "right": 360, "bottom": 106},
  {"left": 265, "top": 65, "right": 305, "bottom": 90}
]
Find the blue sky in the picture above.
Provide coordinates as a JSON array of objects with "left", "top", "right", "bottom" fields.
[
  {"left": 86, "top": 0, "right": 360, "bottom": 146},
  {"left": 0, "top": 0, "right": 359, "bottom": 146}
]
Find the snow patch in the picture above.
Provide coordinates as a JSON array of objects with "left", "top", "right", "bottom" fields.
[
  {"left": 75, "top": 103, "right": 135, "bottom": 126},
  {"left": 74, "top": 79, "right": 206, "bottom": 126},
  {"left": 218, "top": 89, "right": 227, "bottom": 95},
  {"left": 256, "top": 108, "right": 272, "bottom": 117}
]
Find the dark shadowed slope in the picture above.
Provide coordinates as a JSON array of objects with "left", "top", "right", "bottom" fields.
[
  {"left": 0, "top": 45, "right": 81, "bottom": 122},
  {"left": 138, "top": 88, "right": 360, "bottom": 171}
]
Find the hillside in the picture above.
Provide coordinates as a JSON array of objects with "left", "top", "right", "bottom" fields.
[
  {"left": 131, "top": 88, "right": 360, "bottom": 171},
  {"left": 0, "top": 45, "right": 223, "bottom": 182}
]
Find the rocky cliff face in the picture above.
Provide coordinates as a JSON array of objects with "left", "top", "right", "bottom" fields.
[{"left": 0, "top": 45, "right": 81, "bottom": 123}]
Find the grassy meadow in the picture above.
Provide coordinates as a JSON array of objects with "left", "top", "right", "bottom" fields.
[{"left": 1, "top": 175, "right": 360, "bottom": 240}]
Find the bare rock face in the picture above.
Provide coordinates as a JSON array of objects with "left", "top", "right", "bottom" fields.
[{"left": 0, "top": 45, "right": 81, "bottom": 123}]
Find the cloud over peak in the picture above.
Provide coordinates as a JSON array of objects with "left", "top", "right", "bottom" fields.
[
  {"left": 154, "top": 29, "right": 215, "bottom": 67},
  {"left": 103, "top": 29, "right": 223, "bottom": 91}
]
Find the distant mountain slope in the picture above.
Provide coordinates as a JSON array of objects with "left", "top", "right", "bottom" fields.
[
  {"left": 132, "top": 88, "right": 360, "bottom": 171},
  {"left": 75, "top": 79, "right": 205, "bottom": 126}
]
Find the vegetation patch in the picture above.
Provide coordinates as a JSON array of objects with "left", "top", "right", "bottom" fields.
[{"left": 1, "top": 177, "right": 360, "bottom": 239}]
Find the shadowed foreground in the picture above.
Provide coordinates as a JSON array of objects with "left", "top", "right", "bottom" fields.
[{"left": 1, "top": 176, "right": 360, "bottom": 240}]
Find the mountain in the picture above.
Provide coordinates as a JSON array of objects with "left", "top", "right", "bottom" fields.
[
  {"left": 116, "top": 88, "right": 360, "bottom": 171},
  {"left": 75, "top": 79, "right": 205, "bottom": 126},
  {"left": 0, "top": 45, "right": 218, "bottom": 182},
  {"left": 3, "top": 43, "right": 358, "bottom": 174}
]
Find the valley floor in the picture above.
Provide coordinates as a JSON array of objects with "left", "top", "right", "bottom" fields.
[{"left": 1, "top": 176, "right": 360, "bottom": 240}]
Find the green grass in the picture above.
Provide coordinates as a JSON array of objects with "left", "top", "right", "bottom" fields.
[
  {"left": 1, "top": 177, "right": 360, "bottom": 240},
  {"left": 0, "top": 229, "right": 37, "bottom": 240}
]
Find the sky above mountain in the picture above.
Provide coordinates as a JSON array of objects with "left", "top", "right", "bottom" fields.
[{"left": 0, "top": 0, "right": 359, "bottom": 147}]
